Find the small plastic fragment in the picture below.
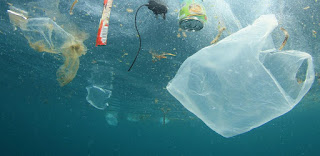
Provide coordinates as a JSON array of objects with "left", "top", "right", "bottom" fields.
[
  {"left": 69, "top": 0, "right": 78, "bottom": 15},
  {"left": 279, "top": 27, "right": 289, "bottom": 50},
  {"left": 149, "top": 50, "right": 176, "bottom": 62},
  {"left": 210, "top": 27, "right": 226, "bottom": 45}
]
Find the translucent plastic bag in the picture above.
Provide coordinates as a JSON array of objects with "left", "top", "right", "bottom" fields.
[
  {"left": 167, "top": 15, "right": 315, "bottom": 138},
  {"left": 86, "top": 64, "right": 114, "bottom": 110},
  {"left": 8, "top": 6, "right": 87, "bottom": 86}
]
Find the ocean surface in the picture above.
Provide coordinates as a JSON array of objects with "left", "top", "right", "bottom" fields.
[{"left": 0, "top": 0, "right": 319, "bottom": 155}]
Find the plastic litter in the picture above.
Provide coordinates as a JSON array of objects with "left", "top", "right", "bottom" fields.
[
  {"left": 86, "top": 85, "right": 111, "bottom": 110},
  {"left": 159, "top": 117, "right": 170, "bottom": 125},
  {"left": 96, "top": 0, "right": 114, "bottom": 46},
  {"left": 126, "top": 113, "right": 140, "bottom": 122},
  {"left": 167, "top": 14, "right": 315, "bottom": 138},
  {"left": 7, "top": 6, "right": 87, "bottom": 86},
  {"left": 179, "top": 0, "right": 207, "bottom": 31},
  {"left": 69, "top": 0, "right": 79, "bottom": 15},
  {"left": 86, "top": 64, "right": 114, "bottom": 110},
  {"left": 105, "top": 111, "right": 118, "bottom": 126}
]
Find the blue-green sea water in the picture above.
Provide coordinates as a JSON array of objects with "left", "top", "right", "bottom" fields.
[{"left": 0, "top": 0, "right": 320, "bottom": 155}]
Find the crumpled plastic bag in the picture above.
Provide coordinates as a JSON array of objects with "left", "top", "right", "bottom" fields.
[
  {"left": 167, "top": 14, "right": 315, "bottom": 138},
  {"left": 7, "top": 6, "right": 87, "bottom": 86}
]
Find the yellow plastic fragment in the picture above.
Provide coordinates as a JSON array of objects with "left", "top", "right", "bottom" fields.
[
  {"left": 70, "top": 0, "right": 78, "bottom": 15},
  {"left": 211, "top": 27, "right": 226, "bottom": 44},
  {"left": 126, "top": 8, "right": 133, "bottom": 13},
  {"left": 279, "top": 27, "right": 289, "bottom": 50},
  {"left": 303, "top": 6, "right": 310, "bottom": 10}
]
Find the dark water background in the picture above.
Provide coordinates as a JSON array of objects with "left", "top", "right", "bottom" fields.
[
  {"left": 1, "top": 76, "right": 320, "bottom": 155},
  {"left": 1, "top": 0, "right": 320, "bottom": 155}
]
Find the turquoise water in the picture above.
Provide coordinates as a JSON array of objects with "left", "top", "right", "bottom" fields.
[{"left": 0, "top": 0, "right": 320, "bottom": 155}]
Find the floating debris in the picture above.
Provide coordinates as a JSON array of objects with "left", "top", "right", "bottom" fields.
[
  {"left": 69, "top": 0, "right": 78, "bottom": 15},
  {"left": 182, "top": 31, "right": 187, "bottom": 38},
  {"left": 126, "top": 8, "right": 134, "bottom": 13},
  {"left": 279, "top": 27, "right": 289, "bottom": 50},
  {"left": 121, "top": 52, "right": 128, "bottom": 58},
  {"left": 312, "top": 30, "right": 317, "bottom": 38},
  {"left": 161, "top": 108, "right": 171, "bottom": 126},
  {"left": 210, "top": 27, "right": 226, "bottom": 44},
  {"left": 150, "top": 50, "right": 176, "bottom": 62},
  {"left": 96, "top": 0, "right": 114, "bottom": 46},
  {"left": 297, "top": 78, "right": 304, "bottom": 84},
  {"left": 8, "top": 6, "right": 88, "bottom": 87}
]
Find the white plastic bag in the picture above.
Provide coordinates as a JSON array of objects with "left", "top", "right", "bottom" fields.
[{"left": 167, "top": 15, "right": 315, "bottom": 138}]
